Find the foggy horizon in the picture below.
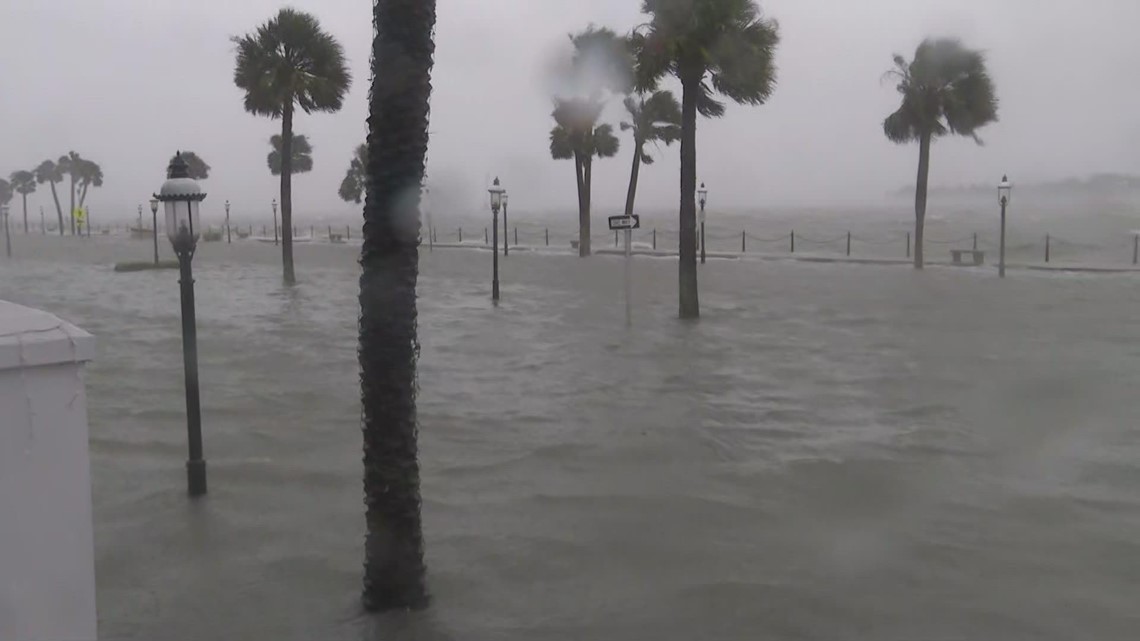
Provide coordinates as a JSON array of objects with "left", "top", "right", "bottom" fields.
[{"left": 3, "top": 0, "right": 1139, "bottom": 222}]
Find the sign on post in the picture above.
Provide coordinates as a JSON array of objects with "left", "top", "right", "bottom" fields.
[{"left": 608, "top": 215, "right": 640, "bottom": 231}]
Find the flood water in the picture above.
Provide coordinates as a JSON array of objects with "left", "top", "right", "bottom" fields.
[{"left": 3, "top": 232, "right": 1140, "bottom": 640}]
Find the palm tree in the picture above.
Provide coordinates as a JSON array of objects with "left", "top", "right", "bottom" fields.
[
  {"left": 620, "top": 90, "right": 681, "bottom": 218},
  {"left": 174, "top": 152, "right": 211, "bottom": 180},
  {"left": 267, "top": 134, "right": 314, "bottom": 176},
  {"left": 359, "top": 0, "right": 435, "bottom": 612},
  {"left": 883, "top": 38, "right": 998, "bottom": 269},
  {"left": 338, "top": 144, "right": 368, "bottom": 203},
  {"left": 34, "top": 160, "right": 65, "bottom": 236},
  {"left": 57, "top": 151, "right": 83, "bottom": 235},
  {"left": 636, "top": 0, "right": 780, "bottom": 318},
  {"left": 9, "top": 170, "right": 36, "bottom": 234},
  {"left": 233, "top": 8, "right": 351, "bottom": 285},
  {"left": 76, "top": 159, "right": 103, "bottom": 209},
  {"left": 549, "top": 98, "right": 620, "bottom": 256}
]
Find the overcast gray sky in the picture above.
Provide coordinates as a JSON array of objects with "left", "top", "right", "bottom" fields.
[{"left": 2, "top": 0, "right": 1138, "bottom": 222}]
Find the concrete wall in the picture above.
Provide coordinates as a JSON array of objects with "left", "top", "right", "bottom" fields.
[{"left": 0, "top": 301, "right": 97, "bottom": 641}]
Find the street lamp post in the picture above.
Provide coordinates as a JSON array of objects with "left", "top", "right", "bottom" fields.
[
  {"left": 2, "top": 205, "right": 11, "bottom": 258},
  {"left": 502, "top": 192, "right": 510, "bottom": 257},
  {"left": 698, "top": 182, "right": 708, "bottom": 264},
  {"left": 998, "top": 175, "right": 1011, "bottom": 279},
  {"left": 149, "top": 198, "right": 160, "bottom": 265},
  {"left": 488, "top": 177, "right": 505, "bottom": 302},
  {"left": 225, "top": 200, "right": 232, "bottom": 244},
  {"left": 155, "top": 151, "right": 208, "bottom": 497},
  {"left": 271, "top": 198, "right": 279, "bottom": 246}
]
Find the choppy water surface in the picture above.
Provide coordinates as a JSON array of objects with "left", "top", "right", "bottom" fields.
[{"left": 3, "top": 233, "right": 1140, "bottom": 640}]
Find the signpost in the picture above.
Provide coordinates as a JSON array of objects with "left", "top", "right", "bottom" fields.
[{"left": 608, "top": 216, "right": 640, "bottom": 326}]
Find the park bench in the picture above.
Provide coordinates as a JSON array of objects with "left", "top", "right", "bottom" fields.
[{"left": 950, "top": 249, "right": 985, "bottom": 266}]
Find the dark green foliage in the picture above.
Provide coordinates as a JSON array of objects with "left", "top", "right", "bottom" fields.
[
  {"left": 34, "top": 159, "right": 65, "bottom": 236},
  {"left": 339, "top": 144, "right": 368, "bottom": 204},
  {"left": 174, "top": 152, "right": 211, "bottom": 180},
  {"left": 233, "top": 7, "right": 351, "bottom": 285},
  {"left": 621, "top": 90, "right": 681, "bottom": 218},
  {"left": 883, "top": 38, "right": 998, "bottom": 269},
  {"left": 635, "top": 0, "right": 779, "bottom": 318},
  {"left": 267, "top": 134, "right": 314, "bottom": 176},
  {"left": 359, "top": 0, "right": 435, "bottom": 612}
]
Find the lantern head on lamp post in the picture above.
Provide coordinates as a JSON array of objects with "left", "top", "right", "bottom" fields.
[
  {"left": 488, "top": 177, "right": 505, "bottom": 302},
  {"left": 997, "top": 175, "right": 1011, "bottom": 278},
  {"left": 698, "top": 182, "right": 708, "bottom": 264},
  {"left": 154, "top": 151, "right": 209, "bottom": 496}
]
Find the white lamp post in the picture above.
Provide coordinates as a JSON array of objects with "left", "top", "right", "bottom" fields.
[
  {"left": 154, "top": 151, "right": 208, "bottom": 497},
  {"left": 998, "top": 175, "right": 1012, "bottom": 278},
  {"left": 488, "top": 177, "right": 505, "bottom": 302},
  {"left": 225, "top": 200, "right": 231, "bottom": 244},
  {"left": 149, "top": 198, "right": 160, "bottom": 264}
]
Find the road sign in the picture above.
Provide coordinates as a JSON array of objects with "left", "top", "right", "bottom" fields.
[{"left": 608, "top": 215, "right": 640, "bottom": 231}]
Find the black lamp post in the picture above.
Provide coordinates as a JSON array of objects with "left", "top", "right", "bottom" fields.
[
  {"left": 225, "top": 200, "right": 232, "bottom": 244},
  {"left": 488, "top": 177, "right": 504, "bottom": 302},
  {"left": 698, "top": 182, "right": 708, "bottom": 264},
  {"left": 998, "top": 175, "right": 1011, "bottom": 278},
  {"left": 271, "top": 198, "right": 279, "bottom": 246},
  {"left": 155, "top": 151, "right": 208, "bottom": 497},
  {"left": 502, "top": 192, "right": 510, "bottom": 257},
  {"left": 149, "top": 198, "right": 160, "bottom": 265},
  {"left": 2, "top": 205, "right": 11, "bottom": 258}
]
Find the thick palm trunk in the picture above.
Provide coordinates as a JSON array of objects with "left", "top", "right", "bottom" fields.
[
  {"left": 581, "top": 158, "right": 592, "bottom": 256},
  {"left": 913, "top": 131, "right": 931, "bottom": 270},
  {"left": 21, "top": 194, "right": 28, "bottom": 234},
  {"left": 623, "top": 140, "right": 643, "bottom": 218},
  {"left": 360, "top": 0, "right": 435, "bottom": 612},
  {"left": 68, "top": 175, "right": 76, "bottom": 235},
  {"left": 49, "top": 181, "right": 63, "bottom": 236},
  {"left": 573, "top": 153, "right": 587, "bottom": 256},
  {"left": 281, "top": 104, "right": 297, "bottom": 285},
  {"left": 678, "top": 78, "right": 700, "bottom": 318}
]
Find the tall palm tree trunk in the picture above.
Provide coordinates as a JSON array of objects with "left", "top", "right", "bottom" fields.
[
  {"left": 678, "top": 79, "right": 700, "bottom": 319},
  {"left": 913, "top": 131, "right": 931, "bottom": 270},
  {"left": 21, "top": 194, "right": 28, "bottom": 234},
  {"left": 623, "top": 140, "right": 643, "bottom": 218},
  {"left": 360, "top": 0, "right": 435, "bottom": 612},
  {"left": 281, "top": 103, "right": 297, "bottom": 285},
  {"left": 49, "top": 182, "right": 63, "bottom": 236},
  {"left": 581, "top": 158, "right": 593, "bottom": 256},
  {"left": 573, "top": 154, "right": 586, "bottom": 255},
  {"left": 68, "top": 175, "right": 76, "bottom": 235}
]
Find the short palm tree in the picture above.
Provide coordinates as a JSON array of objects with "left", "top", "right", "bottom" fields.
[
  {"left": 883, "top": 38, "right": 998, "bottom": 269},
  {"left": 620, "top": 90, "right": 681, "bottom": 218},
  {"left": 76, "top": 159, "right": 102, "bottom": 210},
  {"left": 549, "top": 98, "right": 620, "bottom": 256},
  {"left": 359, "top": 0, "right": 435, "bottom": 612},
  {"left": 57, "top": 151, "right": 84, "bottom": 235},
  {"left": 34, "top": 159, "right": 64, "bottom": 236},
  {"left": 233, "top": 8, "right": 351, "bottom": 285},
  {"left": 174, "top": 152, "right": 211, "bottom": 180},
  {"left": 636, "top": 0, "right": 780, "bottom": 318},
  {"left": 9, "top": 170, "right": 37, "bottom": 234},
  {"left": 267, "top": 134, "right": 314, "bottom": 176},
  {"left": 338, "top": 144, "right": 368, "bottom": 204}
]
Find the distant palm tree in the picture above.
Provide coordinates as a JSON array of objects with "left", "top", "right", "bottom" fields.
[
  {"left": 174, "top": 151, "right": 211, "bottom": 180},
  {"left": 267, "top": 134, "right": 314, "bottom": 176},
  {"left": 233, "top": 8, "right": 351, "bottom": 285},
  {"left": 620, "top": 90, "right": 681, "bottom": 218},
  {"left": 636, "top": 0, "right": 780, "bottom": 318},
  {"left": 76, "top": 159, "right": 102, "bottom": 210},
  {"left": 338, "top": 144, "right": 368, "bottom": 203},
  {"left": 359, "top": 0, "right": 435, "bottom": 612},
  {"left": 549, "top": 98, "right": 620, "bottom": 256},
  {"left": 34, "top": 159, "right": 65, "bottom": 236},
  {"left": 9, "top": 170, "right": 36, "bottom": 234},
  {"left": 883, "top": 38, "right": 998, "bottom": 269},
  {"left": 57, "top": 151, "right": 83, "bottom": 235}
]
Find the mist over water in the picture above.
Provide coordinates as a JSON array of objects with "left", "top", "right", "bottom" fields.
[{"left": 3, "top": 235, "right": 1139, "bottom": 640}]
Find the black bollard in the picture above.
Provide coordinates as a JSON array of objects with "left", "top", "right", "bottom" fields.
[
  {"left": 790, "top": 230, "right": 795, "bottom": 253},
  {"left": 615, "top": 230, "right": 619, "bottom": 247},
  {"left": 846, "top": 231, "right": 851, "bottom": 257},
  {"left": 484, "top": 227, "right": 488, "bottom": 244},
  {"left": 741, "top": 230, "right": 746, "bottom": 253},
  {"left": 458, "top": 227, "right": 463, "bottom": 243},
  {"left": 545, "top": 228, "right": 549, "bottom": 246},
  {"left": 652, "top": 228, "right": 657, "bottom": 250},
  {"left": 514, "top": 227, "right": 518, "bottom": 247},
  {"left": 906, "top": 231, "right": 911, "bottom": 258},
  {"left": 1045, "top": 234, "right": 1050, "bottom": 263}
]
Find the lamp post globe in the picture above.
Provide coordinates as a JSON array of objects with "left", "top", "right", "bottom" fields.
[
  {"left": 487, "top": 177, "right": 505, "bottom": 302},
  {"left": 997, "top": 175, "right": 1011, "bottom": 278},
  {"left": 698, "top": 182, "right": 708, "bottom": 264},
  {"left": 154, "top": 151, "right": 209, "bottom": 496}
]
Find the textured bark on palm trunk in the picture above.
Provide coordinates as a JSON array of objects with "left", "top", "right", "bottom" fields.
[
  {"left": 624, "top": 140, "right": 643, "bottom": 218},
  {"left": 281, "top": 104, "right": 297, "bottom": 285},
  {"left": 360, "top": 0, "right": 434, "bottom": 612},
  {"left": 913, "top": 131, "right": 931, "bottom": 270},
  {"left": 21, "top": 194, "right": 28, "bottom": 234},
  {"left": 49, "top": 182, "right": 64, "bottom": 236},
  {"left": 678, "top": 78, "right": 700, "bottom": 318},
  {"left": 68, "top": 175, "right": 76, "bottom": 236}
]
